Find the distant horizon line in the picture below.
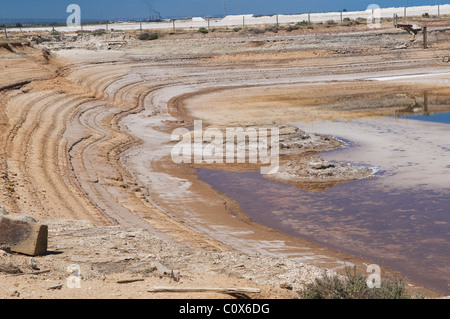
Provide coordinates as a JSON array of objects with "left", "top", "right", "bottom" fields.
[{"left": 1, "top": 3, "right": 448, "bottom": 25}]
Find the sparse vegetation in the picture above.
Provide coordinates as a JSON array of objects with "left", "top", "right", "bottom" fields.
[
  {"left": 92, "top": 29, "right": 107, "bottom": 36},
  {"left": 342, "top": 17, "right": 358, "bottom": 26},
  {"left": 198, "top": 27, "right": 208, "bottom": 34},
  {"left": 265, "top": 25, "right": 279, "bottom": 33},
  {"left": 233, "top": 27, "right": 242, "bottom": 32},
  {"left": 296, "top": 20, "right": 309, "bottom": 27},
  {"left": 250, "top": 28, "right": 265, "bottom": 34},
  {"left": 286, "top": 24, "right": 300, "bottom": 32},
  {"left": 299, "top": 267, "right": 425, "bottom": 299},
  {"left": 138, "top": 32, "right": 159, "bottom": 41}
]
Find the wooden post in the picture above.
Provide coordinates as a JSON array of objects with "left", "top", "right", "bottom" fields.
[
  {"left": 424, "top": 91, "right": 429, "bottom": 113},
  {"left": 3, "top": 27, "right": 7, "bottom": 39},
  {"left": 276, "top": 14, "right": 279, "bottom": 26},
  {"left": 140, "top": 22, "right": 142, "bottom": 33},
  {"left": 208, "top": 18, "right": 210, "bottom": 30},
  {"left": 404, "top": 6, "right": 407, "bottom": 19},
  {"left": 243, "top": 16, "right": 245, "bottom": 28},
  {"left": 340, "top": 11, "right": 343, "bottom": 23},
  {"left": 423, "top": 26, "right": 428, "bottom": 49},
  {"left": 308, "top": 13, "right": 311, "bottom": 25},
  {"left": 172, "top": 20, "right": 176, "bottom": 32}
]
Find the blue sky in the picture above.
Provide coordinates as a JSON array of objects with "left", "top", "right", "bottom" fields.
[{"left": 0, "top": 1, "right": 445, "bottom": 20}]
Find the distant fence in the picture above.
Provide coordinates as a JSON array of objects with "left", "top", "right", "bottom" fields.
[{"left": 6, "top": 4, "right": 450, "bottom": 33}]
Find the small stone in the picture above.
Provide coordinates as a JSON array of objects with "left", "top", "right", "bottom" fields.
[
  {"left": 232, "top": 263, "right": 245, "bottom": 269},
  {"left": 280, "top": 283, "right": 293, "bottom": 290},
  {"left": 30, "top": 258, "right": 39, "bottom": 270},
  {"left": 0, "top": 206, "right": 8, "bottom": 216}
]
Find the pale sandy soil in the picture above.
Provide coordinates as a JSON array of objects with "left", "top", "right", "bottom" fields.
[{"left": 1, "top": 24, "right": 449, "bottom": 298}]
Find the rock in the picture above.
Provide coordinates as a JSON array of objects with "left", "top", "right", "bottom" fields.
[
  {"left": 152, "top": 261, "right": 171, "bottom": 275},
  {"left": 0, "top": 216, "right": 48, "bottom": 256},
  {"left": 309, "top": 161, "right": 335, "bottom": 170},
  {"left": 0, "top": 261, "right": 22, "bottom": 274},
  {"left": 280, "top": 283, "right": 293, "bottom": 290},
  {"left": 9, "top": 289, "right": 20, "bottom": 298},
  {"left": 29, "top": 258, "right": 39, "bottom": 270},
  {"left": 0, "top": 206, "right": 8, "bottom": 216}
]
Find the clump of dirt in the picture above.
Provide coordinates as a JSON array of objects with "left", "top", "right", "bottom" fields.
[{"left": 267, "top": 155, "right": 376, "bottom": 192}]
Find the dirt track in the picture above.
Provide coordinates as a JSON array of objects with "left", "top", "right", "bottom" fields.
[{"left": 1, "top": 25, "right": 449, "bottom": 298}]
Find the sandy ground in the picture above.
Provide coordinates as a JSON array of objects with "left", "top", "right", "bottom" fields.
[{"left": 1, "top": 22, "right": 449, "bottom": 298}]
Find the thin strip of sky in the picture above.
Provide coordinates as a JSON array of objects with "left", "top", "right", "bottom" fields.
[{"left": 0, "top": 0, "right": 444, "bottom": 20}]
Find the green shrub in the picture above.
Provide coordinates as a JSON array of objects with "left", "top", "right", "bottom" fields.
[
  {"left": 265, "top": 25, "right": 279, "bottom": 33},
  {"left": 296, "top": 20, "right": 309, "bottom": 27},
  {"left": 250, "top": 28, "right": 265, "bottom": 34},
  {"left": 233, "top": 27, "right": 242, "bottom": 32},
  {"left": 92, "top": 29, "right": 106, "bottom": 36},
  {"left": 299, "top": 267, "right": 424, "bottom": 299},
  {"left": 198, "top": 27, "right": 208, "bottom": 34},
  {"left": 138, "top": 32, "right": 159, "bottom": 41},
  {"left": 286, "top": 24, "right": 300, "bottom": 32}
]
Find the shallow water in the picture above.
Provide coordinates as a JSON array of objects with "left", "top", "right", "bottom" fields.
[
  {"left": 396, "top": 112, "right": 450, "bottom": 124},
  {"left": 196, "top": 117, "right": 450, "bottom": 294}
]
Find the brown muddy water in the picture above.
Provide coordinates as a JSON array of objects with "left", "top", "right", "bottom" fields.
[{"left": 196, "top": 115, "right": 450, "bottom": 295}]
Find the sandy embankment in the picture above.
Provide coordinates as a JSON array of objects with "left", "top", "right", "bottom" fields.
[
  {"left": 1, "top": 27, "right": 449, "bottom": 298},
  {"left": 0, "top": 41, "right": 354, "bottom": 299}
]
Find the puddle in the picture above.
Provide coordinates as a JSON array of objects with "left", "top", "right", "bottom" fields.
[
  {"left": 195, "top": 117, "right": 450, "bottom": 294},
  {"left": 393, "top": 90, "right": 450, "bottom": 124},
  {"left": 395, "top": 112, "right": 450, "bottom": 124}
]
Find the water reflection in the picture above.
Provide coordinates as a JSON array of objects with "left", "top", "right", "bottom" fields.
[
  {"left": 197, "top": 167, "right": 450, "bottom": 294},
  {"left": 394, "top": 90, "right": 450, "bottom": 123}
]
